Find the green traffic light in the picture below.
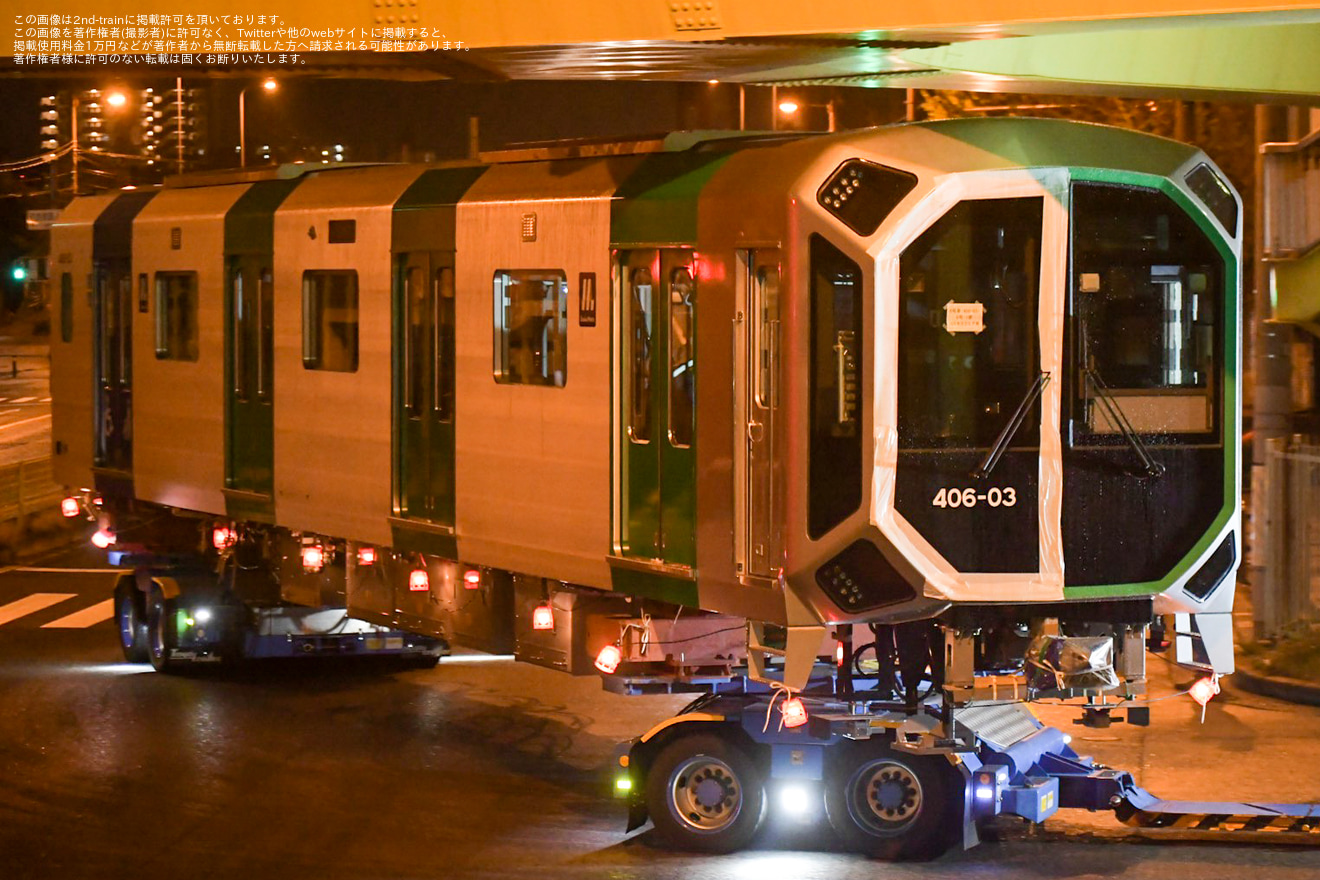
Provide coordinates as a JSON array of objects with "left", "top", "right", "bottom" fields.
[{"left": 10, "top": 265, "right": 26, "bottom": 282}]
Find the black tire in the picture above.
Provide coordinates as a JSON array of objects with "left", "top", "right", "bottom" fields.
[
  {"left": 113, "top": 577, "right": 149, "bottom": 664},
  {"left": 146, "top": 586, "right": 184, "bottom": 675},
  {"left": 824, "top": 740, "right": 962, "bottom": 860},
  {"left": 411, "top": 653, "right": 442, "bottom": 670},
  {"left": 645, "top": 733, "right": 766, "bottom": 854}
]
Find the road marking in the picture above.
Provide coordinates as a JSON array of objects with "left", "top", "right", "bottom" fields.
[
  {"left": 11, "top": 396, "right": 35, "bottom": 403},
  {"left": 42, "top": 598, "right": 115, "bottom": 629},
  {"left": 0, "top": 413, "right": 51, "bottom": 432},
  {"left": 6, "top": 567, "right": 121, "bottom": 574},
  {"left": 0, "top": 593, "right": 76, "bottom": 626}
]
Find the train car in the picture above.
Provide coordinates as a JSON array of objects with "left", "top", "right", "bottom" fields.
[{"left": 50, "top": 119, "right": 1242, "bottom": 839}]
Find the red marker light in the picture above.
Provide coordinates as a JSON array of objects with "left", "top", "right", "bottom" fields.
[
  {"left": 61, "top": 497, "right": 80, "bottom": 518},
  {"left": 594, "top": 644, "right": 622, "bottom": 674},
  {"left": 1190, "top": 676, "right": 1220, "bottom": 707},
  {"left": 357, "top": 547, "right": 376, "bottom": 566},
  {"left": 781, "top": 697, "right": 809, "bottom": 729},
  {"left": 463, "top": 569, "right": 481, "bottom": 590},
  {"left": 91, "top": 528, "right": 117, "bottom": 549},
  {"left": 212, "top": 526, "right": 235, "bottom": 550},
  {"left": 92, "top": 496, "right": 104, "bottom": 507},
  {"left": 409, "top": 569, "right": 429, "bottom": 592},
  {"left": 301, "top": 545, "right": 324, "bottom": 572},
  {"left": 835, "top": 641, "right": 845, "bottom": 667},
  {"left": 531, "top": 604, "right": 554, "bottom": 631}
]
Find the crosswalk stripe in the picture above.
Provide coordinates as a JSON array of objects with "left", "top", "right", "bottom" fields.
[
  {"left": 42, "top": 598, "right": 115, "bottom": 629},
  {"left": 0, "top": 593, "right": 76, "bottom": 626}
]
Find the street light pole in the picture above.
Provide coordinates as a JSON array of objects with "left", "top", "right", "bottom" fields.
[{"left": 240, "top": 78, "right": 278, "bottom": 168}]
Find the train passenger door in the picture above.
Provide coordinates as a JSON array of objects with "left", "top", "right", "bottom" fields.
[
  {"left": 734, "top": 249, "right": 781, "bottom": 578},
  {"left": 226, "top": 257, "right": 274, "bottom": 501},
  {"left": 396, "top": 251, "right": 456, "bottom": 527},
  {"left": 93, "top": 264, "right": 132, "bottom": 471},
  {"left": 617, "top": 249, "right": 697, "bottom": 568}
]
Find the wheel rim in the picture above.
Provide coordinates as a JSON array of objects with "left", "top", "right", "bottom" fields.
[
  {"left": 667, "top": 755, "right": 743, "bottom": 834},
  {"left": 116, "top": 594, "right": 137, "bottom": 650},
  {"left": 848, "top": 759, "right": 923, "bottom": 835},
  {"left": 150, "top": 600, "right": 166, "bottom": 659}
]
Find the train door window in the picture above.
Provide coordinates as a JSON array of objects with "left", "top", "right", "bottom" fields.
[
  {"left": 808, "top": 234, "right": 863, "bottom": 539},
  {"left": 233, "top": 269, "right": 248, "bottom": 399},
  {"left": 625, "top": 266, "right": 654, "bottom": 443},
  {"left": 435, "top": 267, "right": 455, "bottom": 421},
  {"left": 118, "top": 274, "right": 132, "bottom": 384},
  {"left": 60, "top": 273, "right": 72, "bottom": 342},
  {"left": 405, "top": 265, "right": 427, "bottom": 414},
  {"left": 668, "top": 268, "right": 695, "bottom": 448},
  {"left": 492, "top": 269, "right": 568, "bottom": 387},
  {"left": 302, "top": 270, "right": 359, "bottom": 372},
  {"left": 258, "top": 269, "right": 273, "bottom": 398},
  {"left": 754, "top": 264, "right": 780, "bottom": 408},
  {"left": 154, "top": 271, "right": 199, "bottom": 361},
  {"left": 1070, "top": 183, "right": 1223, "bottom": 437}
]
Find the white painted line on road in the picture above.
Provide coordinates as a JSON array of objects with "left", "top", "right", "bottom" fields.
[
  {"left": 0, "top": 413, "right": 51, "bottom": 432},
  {"left": 4, "top": 567, "right": 122, "bottom": 574},
  {"left": 42, "top": 598, "right": 115, "bottom": 629},
  {"left": 0, "top": 593, "right": 75, "bottom": 626},
  {"left": 11, "top": 397, "right": 35, "bottom": 403}
]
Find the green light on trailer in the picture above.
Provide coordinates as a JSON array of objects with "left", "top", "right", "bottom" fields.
[
  {"left": 185, "top": 617, "right": 196, "bottom": 627},
  {"left": 11, "top": 265, "right": 26, "bottom": 282},
  {"left": 615, "top": 776, "right": 632, "bottom": 792}
]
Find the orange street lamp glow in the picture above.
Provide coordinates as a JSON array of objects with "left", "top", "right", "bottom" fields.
[
  {"left": 262, "top": 78, "right": 278, "bottom": 92},
  {"left": 778, "top": 99, "right": 799, "bottom": 114},
  {"left": 105, "top": 91, "right": 127, "bottom": 107}
]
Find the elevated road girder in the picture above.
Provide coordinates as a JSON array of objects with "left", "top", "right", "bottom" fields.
[{"left": 3, "top": 1, "right": 1320, "bottom": 99}]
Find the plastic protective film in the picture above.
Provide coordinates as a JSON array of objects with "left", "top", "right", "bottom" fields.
[{"left": 871, "top": 169, "right": 1068, "bottom": 604}]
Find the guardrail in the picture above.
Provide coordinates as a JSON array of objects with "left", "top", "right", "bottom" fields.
[
  {"left": 0, "top": 457, "right": 62, "bottom": 524},
  {"left": 1257, "top": 439, "right": 1320, "bottom": 639},
  {"left": 1262, "top": 129, "right": 1320, "bottom": 260}
]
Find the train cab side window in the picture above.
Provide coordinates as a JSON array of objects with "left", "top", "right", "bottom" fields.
[
  {"left": 493, "top": 269, "right": 568, "bottom": 387},
  {"left": 668, "top": 268, "right": 695, "bottom": 448},
  {"left": 59, "top": 273, "right": 73, "bottom": 342},
  {"left": 1070, "top": 183, "right": 1224, "bottom": 438},
  {"left": 302, "top": 270, "right": 359, "bottom": 372},
  {"left": 754, "top": 264, "right": 780, "bottom": 409},
  {"left": 153, "top": 271, "right": 199, "bottom": 361},
  {"left": 808, "top": 234, "right": 864, "bottom": 540}
]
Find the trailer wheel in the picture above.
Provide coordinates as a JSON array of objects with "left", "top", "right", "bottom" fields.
[
  {"left": 645, "top": 733, "right": 766, "bottom": 854},
  {"left": 113, "top": 577, "right": 149, "bottom": 663},
  {"left": 146, "top": 586, "right": 183, "bottom": 675},
  {"left": 824, "top": 741, "right": 961, "bottom": 860}
]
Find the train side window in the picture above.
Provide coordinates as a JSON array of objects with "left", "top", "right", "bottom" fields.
[
  {"left": 668, "top": 268, "right": 695, "bottom": 448},
  {"left": 59, "top": 273, "right": 73, "bottom": 342},
  {"left": 808, "top": 234, "right": 863, "bottom": 540},
  {"left": 493, "top": 269, "right": 567, "bottom": 387},
  {"left": 435, "top": 267, "right": 455, "bottom": 421},
  {"left": 154, "top": 271, "right": 199, "bottom": 362},
  {"left": 302, "top": 270, "right": 359, "bottom": 372},
  {"left": 258, "top": 269, "right": 274, "bottom": 398}
]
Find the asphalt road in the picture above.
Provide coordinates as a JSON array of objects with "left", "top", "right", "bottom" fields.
[
  {"left": 0, "top": 343, "right": 52, "bottom": 467},
  {"left": 1, "top": 543, "right": 1318, "bottom": 880}
]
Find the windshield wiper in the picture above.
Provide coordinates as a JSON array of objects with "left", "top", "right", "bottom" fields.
[
  {"left": 974, "top": 372, "right": 1050, "bottom": 479},
  {"left": 1083, "top": 368, "right": 1165, "bottom": 478}
]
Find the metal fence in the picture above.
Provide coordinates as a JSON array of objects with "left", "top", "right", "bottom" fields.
[
  {"left": 1258, "top": 439, "right": 1320, "bottom": 638},
  {"left": 0, "top": 457, "right": 63, "bottom": 524}
]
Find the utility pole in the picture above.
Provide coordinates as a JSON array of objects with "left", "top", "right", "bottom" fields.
[{"left": 71, "top": 94, "right": 80, "bottom": 196}]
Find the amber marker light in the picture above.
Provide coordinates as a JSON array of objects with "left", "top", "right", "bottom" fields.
[
  {"left": 781, "top": 697, "right": 809, "bottom": 728},
  {"left": 301, "top": 545, "right": 324, "bottom": 572},
  {"left": 594, "top": 644, "right": 622, "bottom": 674}
]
